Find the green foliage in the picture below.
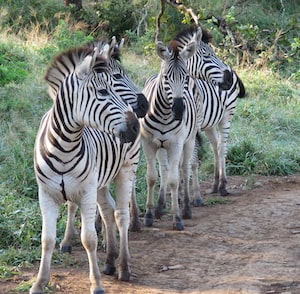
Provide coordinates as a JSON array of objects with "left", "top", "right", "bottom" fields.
[
  {"left": 0, "top": 0, "right": 64, "bottom": 33},
  {"left": 204, "top": 196, "right": 231, "bottom": 206},
  {"left": 52, "top": 19, "right": 93, "bottom": 51},
  {"left": 94, "top": 0, "right": 144, "bottom": 39},
  {"left": 0, "top": 44, "right": 29, "bottom": 86}
]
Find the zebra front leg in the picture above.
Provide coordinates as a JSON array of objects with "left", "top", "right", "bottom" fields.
[
  {"left": 80, "top": 189, "right": 104, "bottom": 294},
  {"left": 60, "top": 201, "right": 78, "bottom": 254},
  {"left": 181, "top": 140, "right": 198, "bottom": 218},
  {"left": 167, "top": 149, "right": 184, "bottom": 230},
  {"left": 30, "top": 190, "right": 59, "bottom": 294},
  {"left": 114, "top": 167, "right": 134, "bottom": 281},
  {"left": 155, "top": 148, "right": 168, "bottom": 219},
  {"left": 97, "top": 187, "right": 118, "bottom": 276},
  {"left": 143, "top": 143, "right": 158, "bottom": 227}
]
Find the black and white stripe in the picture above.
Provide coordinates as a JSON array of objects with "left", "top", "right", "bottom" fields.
[
  {"left": 31, "top": 43, "right": 141, "bottom": 294},
  {"left": 140, "top": 40, "right": 203, "bottom": 230},
  {"left": 173, "top": 26, "right": 246, "bottom": 196}
]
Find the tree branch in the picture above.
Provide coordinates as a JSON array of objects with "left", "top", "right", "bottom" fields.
[{"left": 162, "top": 0, "right": 199, "bottom": 26}]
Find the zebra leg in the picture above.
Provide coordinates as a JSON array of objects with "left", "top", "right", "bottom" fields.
[
  {"left": 60, "top": 201, "right": 78, "bottom": 254},
  {"left": 155, "top": 148, "right": 168, "bottom": 219},
  {"left": 30, "top": 189, "right": 59, "bottom": 294},
  {"left": 129, "top": 180, "right": 141, "bottom": 232},
  {"left": 80, "top": 188, "right": 104, "bottom": 294},
  {"left": 114, "top": 166, "right": 134, "bottom": 281},
  {"left": 218, "top": 115, "right": 232, "bottom": 196},
  {"left": 191, "top": 140, "right": 203, "bottom": 207},
  {"left": 143, "top": 143, "right": 158, "bottom": 227},
  {"left": 97, "top": 187, "right": 117, "bottom": 276},
  {"left": 181, "top": 139, "right": 197, "bottom": 218},
  {"left": 168, "top": 148, "right": 184, "bottom": 230},
  {"left": 204, "top": 128, "right": 220, "bottom": 194}
]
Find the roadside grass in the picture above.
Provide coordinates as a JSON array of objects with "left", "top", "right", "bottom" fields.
[{"left": 0, "top": 28, "right": 299, "bottom": 286}]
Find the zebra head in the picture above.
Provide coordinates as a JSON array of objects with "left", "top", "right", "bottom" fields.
[
  {"left": 86, "top": 37, "right": 149, "bottom": 118},
  {"left": 45, "top": 45, "right": 140, "bottom": 143},
  {"left": 173, "top": 26, "right": 233, "bottom": 90},
  {"left": 156, "top": 39, "right": 196, "bottom": 121}
]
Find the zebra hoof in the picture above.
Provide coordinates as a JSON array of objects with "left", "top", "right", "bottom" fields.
[
  {"left": 154, "top": 207, "right": 164, "bottom": 219},
  {"left": 129, "top": 220, "right": 141, "bottom": 232},
  {"left": 60, "top": 245, "right": 72, "bottom": 254},
  {"left": 118, "top": 271, "right": 130, "bottom": 281},
  {"left": 220, "top": 189, "right": 229, "bottom": 196},
  {"left": 182, "top": 207, "right": 192, "bottom": 219},
  {"left": 144, "top": 212, "right": 153, "bottom": 227},
  {"left": 193, "top": 198, "right": 203, "bottom": 207},
  {"left": 103, "top": 264, "right": 116, "bottom": 276},
  {"left": 92, "top": 289, "right": 105, "bottom": 294},
  {"left": 173, "top": 215, "right": 184, "bottom": 231}
]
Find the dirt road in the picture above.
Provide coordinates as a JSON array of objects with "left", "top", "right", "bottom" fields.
[{"left": 1, "top": 174, "right": 300, "bottom": 293}]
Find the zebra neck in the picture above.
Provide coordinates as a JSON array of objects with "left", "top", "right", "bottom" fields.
[{"left": 45, "top": 106, "right": 84, "bottom": 155}]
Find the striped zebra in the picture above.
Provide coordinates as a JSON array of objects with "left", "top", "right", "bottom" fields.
[
  {"left": 30, "top": 44, "right": 140, "bottom": 294},
  {"left": 140, "top": 39, "right": 203, "bottom": 230},
  {"left": 60, "top": 37, "right": 148, "bottom": 257},
  {"left": 173, "top": 26, "right": 246, "bottom": 197}
]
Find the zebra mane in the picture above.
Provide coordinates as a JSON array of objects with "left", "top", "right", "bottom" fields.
[
  {"left": 173, "top": 26, "right": 213, "bottom": 44},
  {"left": 169, "top": 40, "right": 180, "bottom": 57},
  {"left": 45, "top": 45, "right": 108, "bottom": 101}
]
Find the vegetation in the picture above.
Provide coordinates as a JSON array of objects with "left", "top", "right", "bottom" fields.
[{"left": 0, "top": 0, "right": 299, "bottom": 288}]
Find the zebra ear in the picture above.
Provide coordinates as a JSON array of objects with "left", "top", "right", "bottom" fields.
[
  {"left": 119, "top": 38, "right": 124, "bottom": 50},
  {"left": 109, "top": 36, "right": 117, "bottom": 57},
  {"left": 194, "top": 26, "right": 203, "bottom": 44},
  {"left": 156, "top": 41, "right": 170, "bottom": 60},
  {"left": 100, "top": 44, "right": 110, "bottom": 60},
  {"left": 180, "top": 41, "right": 196, "bottom": 61},
  {"left": 76, "top": 47, "right": 99, "bottom": 79}
]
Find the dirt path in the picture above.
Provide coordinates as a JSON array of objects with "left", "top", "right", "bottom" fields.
[{"left": 1, "top": 175, "right": 300, "bottom": 294}]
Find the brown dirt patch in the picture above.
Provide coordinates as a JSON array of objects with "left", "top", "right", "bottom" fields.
[{"left": 1, "top": 174, "right": 300, "bottom": 294}]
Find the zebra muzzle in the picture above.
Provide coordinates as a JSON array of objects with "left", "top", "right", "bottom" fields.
[
  {"left": 134, "top": 93, "right": 149, "bottom": 118},
  {"left": 119, "top": 111, "right": 140, "bottom": 143},
  {"left": 219, "top": 69, "right": 233, "bottom": 90},
  {"left": 172, "top": 97, "right": 185, "bottom": 121}
]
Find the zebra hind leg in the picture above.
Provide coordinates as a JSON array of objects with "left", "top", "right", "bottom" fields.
[
  {"left": 129, "top": 181, "right": 141, "bottom": 232},
  {"left": 155, "top": 188, "right": 166, "bottom": 219}
]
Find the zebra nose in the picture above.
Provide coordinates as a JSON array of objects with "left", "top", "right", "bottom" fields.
[
  {"left": 172, "top": 97, "right": 185, "bottom": 121},
  {"left": 120, "top": 111, "right": 140, "bottom": 143},
  {"left": 219, "top": 69, "right": 233, "bottom": 90},
  {"left": 135, "top": 93, "right": 149, "bottom": 118}
]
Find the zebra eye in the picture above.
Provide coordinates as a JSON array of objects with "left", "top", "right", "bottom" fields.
[
  {"left": 113, "top": 73, "right": 122, "bottom": 79},
  {"left": 98, "top": 88, "right": 109, "bottom": 96}
]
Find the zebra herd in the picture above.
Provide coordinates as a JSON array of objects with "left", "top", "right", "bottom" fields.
[{"left": 30, "top": 26, "right": 245, "bottom": 294}]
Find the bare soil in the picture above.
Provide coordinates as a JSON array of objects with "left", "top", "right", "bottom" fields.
[{"left": 1, "top": 174, "right": 300, "bottom": 294}]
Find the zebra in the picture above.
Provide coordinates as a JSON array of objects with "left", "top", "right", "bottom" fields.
[
  {"left": 172, "top": 26, "right": 246, "bottom": 197},
  {"left": 173, "top": 26, "right": 235, "bottom": 90},
  {"left": 140, "top": 38, "right": 203, "bottom": 230},
  {"left": 30, "top": 44, "right": 140, "bottom": 294},
  {"left": 60, "top": 37, "right": 148, "bottom": 257}
]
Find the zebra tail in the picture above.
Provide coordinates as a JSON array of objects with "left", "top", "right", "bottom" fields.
[{"left": 236, "top": 73, "right": 246, "bottom": 98}]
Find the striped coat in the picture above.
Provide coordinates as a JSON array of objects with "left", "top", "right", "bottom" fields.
[
  {"left": 140, "top": 40, "right": 203, "bottom": 230},
  {"left": 30, "top": 44, "right": 139, "bottom": 294}
]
